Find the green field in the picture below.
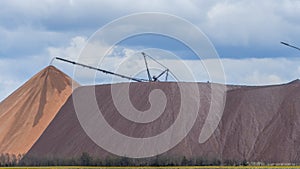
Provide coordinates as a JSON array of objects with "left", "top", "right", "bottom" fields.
[{"left": 1, "top": 166, "right": 300, "bottom": 169}]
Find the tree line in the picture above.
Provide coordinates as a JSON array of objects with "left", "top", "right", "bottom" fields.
[{"left": 0, "top": 152, "right": 250, "bottom": 166}]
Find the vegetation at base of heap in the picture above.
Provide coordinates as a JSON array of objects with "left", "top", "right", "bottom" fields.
[{"left": 0, "top": 152, "right": 251, "bottom": 166}]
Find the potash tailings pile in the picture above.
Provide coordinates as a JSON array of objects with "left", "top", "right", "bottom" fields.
[{"left": 1, "top": 65, "right": 300, "bottom": 166}]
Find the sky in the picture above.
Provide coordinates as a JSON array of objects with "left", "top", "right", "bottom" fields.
[{"left": 1, "top": 0, "right": 300, "bottom": 101}]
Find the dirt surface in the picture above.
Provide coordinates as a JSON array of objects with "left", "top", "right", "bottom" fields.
[
  {"left": 0, "top": 66, "right": 76, "bottom": 155},
  {"left": 26, "top": 77, "right": 300, "bottom": 163}
]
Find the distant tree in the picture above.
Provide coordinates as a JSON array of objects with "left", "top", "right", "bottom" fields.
[
  {"left": 152, "top": 155, "right": 159, "bottom": 166},
  {"left": 223, "top": 159, "right": 239, "bottom": 166},
  {"left": 4, "top": 153, "right": 10, "bottom": 166},
  {"left": 195, "top": 157, "right": 205, "bottom": 166},
  {"left": 93, "top": 157, "right": 103, "bottom": 166},
  {"left": 10, "top": 154, "right": 17, "bottom": 166},
  {"left": 181, "top": 156, "right": 189, "bottom": 166},
  {"left": 223, "top": 159, "right": 233, "bottom": 166},
  {"left": 80, "top": 152, "right": 92, "bottom": 166},
  {"left": 1, "top": 152, "right": 255, "bottom": 167},
  {"left": 241, "top": 159, "right": 249, "bottom": 166},
  {"left": 211, "top": 158, "right": 221, "bottom": 166},
  {"left": 120, "top": 156, "right": 130, "bottom": 166},
  {"left": 104, "top": 157, "right": 114, "bottom": 166}
]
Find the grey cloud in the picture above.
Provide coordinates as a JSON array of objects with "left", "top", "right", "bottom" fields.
[
  {"left": 1, "top": 0, "right": 300, "bottom": 101},
  {"left": 1, "top": 0, "right": 300, "bottom": 50}
]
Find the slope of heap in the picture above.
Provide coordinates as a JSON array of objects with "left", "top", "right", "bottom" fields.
[
  {"left": 0, "top": 66, "right": 77, "bottom": 155},
  {"left": 27, "top": 79, "right": 300, "bottom": 163}
]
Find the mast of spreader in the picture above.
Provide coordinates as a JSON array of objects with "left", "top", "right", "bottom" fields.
[
  {"left": 53, "top": 52, "right": 172, "bottom": 82},
  {"left": 280, "top": 41, "right": 300, "bottom": 51}
]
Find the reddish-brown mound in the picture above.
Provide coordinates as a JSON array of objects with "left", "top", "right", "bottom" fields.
[
  {"left": 0, "top": 66, "right": 77, "bottom": 155},
  {"left": 27, "top": 80, "right": 300, "bottom": 163}
]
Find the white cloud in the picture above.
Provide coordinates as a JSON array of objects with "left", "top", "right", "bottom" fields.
[
  {"left": 48, "top": 36, "right": 87, "bottom": 60},
  {"left": 47, "top": 38, "right": 300, "bottom": 87},
  {"left": 1, "top": 1, "right": 300, "bottom": 101},
  {"left": 0, "top": 25, "right": 75, "bottom": 58},
  {"left": 0, "top": 55, "right": 51, "bottom": 101},
  {"left": 104, "top": 56, "right": 300, "bottom": 86},
  {"left": 220, "top": 58, "right": 300, "bottom": 85},
  {"left": 244, "top": 72, "right": 282, "bottom": 85},
  {"left": 2, "top": 34, "right": 300, "bottom": 101},
  {"left": 1, "top": 0, "right": 300, "bottom": 47},
  {"left": 202, "top": 1, "right": 300, "bottom": 46}
]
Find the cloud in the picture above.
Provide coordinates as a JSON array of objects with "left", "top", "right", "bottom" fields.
[
  {"left": 2, "top": 34, "right": 300, "bottom": 101},
  {"left": 0, "top": 0, "right": 199, "bottom": 31},
  {"left": 2, "top": 1, "right": 300, "bottom": 46},
  {"left": 220, "top": 57, "right": 300, "bottom": 85},
  {"left": 48, "top": 36, "right": 87, "bottom": 60},
  {"left": 0, "top": 55, "right": 51, "bottom": 101},
  {"left": 1, "top": 1, "right": 300, "bottom": 101},
  {"left": 48, "top": 37, "right": 300, "bottom": 87},
  {"left": 202, "top": 1, "right": 300, "bottom": 47},
  {"left": 1, "top": 0, "right": 300, "bottom": 59},
  {"left": 0, "top": 26, "right": 76, "bottom": 58}
]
